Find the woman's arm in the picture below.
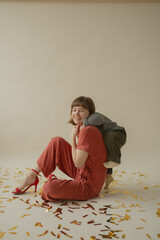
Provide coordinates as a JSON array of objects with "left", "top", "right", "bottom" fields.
[{"left": 71, "top": 125, "right": 88, "bottom": 168}]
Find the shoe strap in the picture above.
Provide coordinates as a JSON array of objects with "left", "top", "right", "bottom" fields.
[{"left": 31, "top": 169, "right": 40, "bottom": 175}]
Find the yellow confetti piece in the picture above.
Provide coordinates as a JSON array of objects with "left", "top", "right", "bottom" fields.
[
  {"left": 60, "top": 230, "right": 73, "bottom": 238},
  {"left": 90, "top": 237, "right": 96, "bottom": 240},
  {"left": 122, "top": 234, "right": 126, "bottom": 239},
  {"left": 58, "top": 224, "right": 61, "bottom": 229},
  {"left": 126, "top": 209, "right": 131, "bottom": 213},
  {"left": 136, "top": 227, "right": 144, "bottom": 230},
  {"left": 37, "top": 230, "right": 48, "bottom": 237},
  {"left": 157, "top": 208, "right": 160, "bottom": 217},
  {"left": 99, "top": 194, "right": 104, "bottom": 198},
  {"left": 0, "top": 231, "right": 6, "bottom": 238},
  {"left": 57, "top": 233, "right": 61, "bottom": 238},
  {"left": 2, "top": 190, "right": 9, "bottom": 193},
  {"left": 16, "top": 171, "right": 23, "bottom": 174},
  {"left": 140, "top": 218, "right": 147, "bottom": 222},
  {"left": 123, "top": 214, "right": 131, "bottom": 221},
  {"left": 8, "top": 232, "right": 17, "bottom": 235},
  {"left": 26, "top": 232, "right": 30, "bottom": 236},
  {"left": 51, "top": 231, "right": 56, "bottom": 236},
  {"left": 0, "top": 211, "right": 4, "bottom": 213},
  {"left": 8, "top": 226, "right": 18, "bottom": 231},
  {"left": 146, "top": 234, "right": 151, "bottom": 239},
  {"left": 3, "top": 185, "right": 10, "bottom": 188},
  {"left": 136, "top": 204, "right": 142, "bottom": 208},
  {"left": 35, "top": 222, "right": 43, "bottom": 227},
  {"left": 70, "top": 220, "right": 81, "bottom": 225},
  {"left": 21, "top": 214, "right": 31, "bottom": 218},
  {"left": 108, "top": 231, "right": 114, "bottom": 236},
  {"left": 157, "top": 234, "right": 160, "bottom": 238},
  {"left": 6, "top": 198, "right": 15, "bottom": 202}
]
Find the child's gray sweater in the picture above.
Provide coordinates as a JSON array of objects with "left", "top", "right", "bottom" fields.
[{"left": 83, "top": 112, "right": 126, "bottom": 136}]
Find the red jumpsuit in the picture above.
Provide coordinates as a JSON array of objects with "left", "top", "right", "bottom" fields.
[{"left": 37, "top": 126, "right": 107, "bottom": 201}]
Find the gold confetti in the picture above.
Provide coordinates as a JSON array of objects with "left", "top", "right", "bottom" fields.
[
  {"left": 87, "top": 220, "right": 95, "bottom": 224},
  {"left": 140, "top": 218, "right": 147, "bottom": 222},
  {"left": 21, "top": 214, "right": 31, "bottom": 218},
  {"left": 35, "top": 222, "right": 43, "bottom": 227},
  {"left": 8, "top": 226, "right": 18, "bottom": 231},
  {"left": 156, "top": 208, "right": 160, "bottom": 217},
  {"left": 57, "top": 233, "right": 61, "bottom": 238},
  {"left": 8, "top": 232, "right": 17, "bottom": 235},
  {"left": 126, "top": 209, "right": 131, "bottom": 213},
  {"left": 60, "top": 231, "right": 73, "bottom": 238},
  {"left": 99, "top": 194, "right": 104, "bottom": 198},
  {"left": 16, "top": 171, "right": 23, "bottom": 174},
  {"left": 136, "top": 204, "right": 142, "bottom": 208},
  {"left": 51, "top": 231, "right": 56, "bottom": 236},
  {"left": 3, "top": 185, "right": 10, "bottom": 188},
  {"left": 70, "top": 220, "right": 81, "bottom": 225},
  {"left": 136, "top": 227, "right": 144, "bottom": 230},
  {"left": 58, "top": 224, "right": 61, "bottom": 229},
  {"left": 26, "top": 232, "right": 30, "bottom": 236},
  {"left": 123, "top": 214, "right": 131, "bottom": 221},
  {"left": 7, "top": 198, "right": 15, "bottom": 202},
  {"left": 37, "top": 230, "right": 48, "bottom": 237},
  {"left": 122, "top": 234, "right": 126, "bottom": 239},
  {"left": 0, "top": 231, "right": 6, "bottom": 238},
  {"left": 157, "top": 234, "right": 160, "bottom": 238},
  {"left": 146, "top": 234, "right": 151, "bottom": 239},
  {"left": 63, "top": 227, "right": 70, "bottom": 231}
]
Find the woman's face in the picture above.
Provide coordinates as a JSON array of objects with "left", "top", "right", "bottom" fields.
[{"left": 71, "top": 106, "right": 90, "bottom": 125}]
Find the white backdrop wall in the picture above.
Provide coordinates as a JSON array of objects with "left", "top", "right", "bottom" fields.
[{"left": 0, "top": 1, "right": 160, "bottom": 174}]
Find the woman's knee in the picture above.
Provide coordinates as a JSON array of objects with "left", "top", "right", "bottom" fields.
[
  {"left": 50, "top": 136, "right": 65, "bottom": 145},
  {"left": 51, "top": 136, "right": 64, "bottom": 142}
]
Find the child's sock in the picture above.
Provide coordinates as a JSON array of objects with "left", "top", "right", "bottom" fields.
[{"left": 103, "top": 161, "right": 120, "bottom": 168}]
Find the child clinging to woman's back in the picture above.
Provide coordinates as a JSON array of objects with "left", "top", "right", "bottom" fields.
[{"left": 83, "top": 112, "right": 127, "bottom": 188}]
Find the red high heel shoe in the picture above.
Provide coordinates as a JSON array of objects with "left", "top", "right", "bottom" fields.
[{"left": 12, "top": 169, "right": 40, "bottom": 194}]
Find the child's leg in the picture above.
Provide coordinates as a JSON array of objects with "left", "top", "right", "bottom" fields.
[{"left": 103, "top": 131, "right": 126, "bottom": 168}]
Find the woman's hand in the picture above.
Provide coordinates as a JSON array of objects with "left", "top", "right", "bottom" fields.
[{"left": 71, "top": 125, "right": 80, "bottom": 139}]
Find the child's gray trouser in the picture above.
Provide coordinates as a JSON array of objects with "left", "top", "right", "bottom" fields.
[{"left": 104, "top": 130, "right": 127, "bottom": 174}]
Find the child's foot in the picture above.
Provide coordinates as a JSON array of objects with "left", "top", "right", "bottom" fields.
[
  {"left": 104, "top": 175, "right": 114, "bottom": 189},
  {"left": 103, "top": 161, "right": 119, "bottom": 168}
]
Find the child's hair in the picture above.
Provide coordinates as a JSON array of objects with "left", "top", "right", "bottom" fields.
[{"left": 68, "top": 96, "right": 96, "bottom": 125}]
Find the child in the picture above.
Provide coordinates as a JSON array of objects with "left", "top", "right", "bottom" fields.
[{"left": 83, "top": 112, "right": 127, "bottom": 188}]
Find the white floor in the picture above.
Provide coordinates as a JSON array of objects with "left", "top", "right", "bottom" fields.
[{"left": 0, "top": 160, "right": 160, "bottom": 240}]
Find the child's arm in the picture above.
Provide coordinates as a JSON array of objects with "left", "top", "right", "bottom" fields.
[{"left": 83, "top": 112, "right": 112, "bottom": 127}]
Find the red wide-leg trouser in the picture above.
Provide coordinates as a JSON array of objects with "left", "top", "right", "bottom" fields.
[{"left": 37, "top": 137, "right": 97, "bottom": 201}]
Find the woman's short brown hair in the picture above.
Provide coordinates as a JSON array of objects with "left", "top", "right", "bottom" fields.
[{"left": 68, "top": 96, "right": 96, "bottom": 125}]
